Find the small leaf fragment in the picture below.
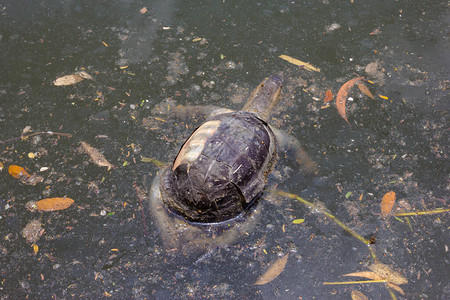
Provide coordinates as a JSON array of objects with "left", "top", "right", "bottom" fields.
[
  {"left": 279, "top": 55, "right": 321, "bottom": 72},
  {"left": 378, "top": 95, "right": 388, "bottom": 100},
  {"left": 345, "top": 191, "right": 353, "bottom": 198},
  {"left": 357, "top": 83, "right": 374, "bottom": 99},
  {"left": 35, "top": 197, "right": 75, "bottom": 211},
  {"left": 292, "top": 219, "right": 304, "bottom": 224},
  {"left": 22, "top": 219, "right": 44, "bottom": 243},
  {"left": 324, "top": 89, "right": 333, "bottom": 103},
  {"left": 254, "top": 253, "right": 289, "bottom": 285},
  {"left": 54, "top": 71, "right": 93, "bottom": 86},
  {"left": 381, "top": 191, "right": 396, "bottom": 217},
  {"left": 79, "top": 141, "right": 114, "bottom": 170}
]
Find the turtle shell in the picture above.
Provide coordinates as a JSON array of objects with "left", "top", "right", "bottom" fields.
[{"left": 160, "top": 111, "right": 277, "bottom": 223}]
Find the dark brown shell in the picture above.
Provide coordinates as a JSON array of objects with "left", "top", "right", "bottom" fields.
[{"left": 161, "top": 111, "right": 277, "bottom": 223}]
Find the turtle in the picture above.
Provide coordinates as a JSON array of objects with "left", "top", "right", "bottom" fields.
[{"left": 148, "top": 75, "right": 316, "bottom": 254}]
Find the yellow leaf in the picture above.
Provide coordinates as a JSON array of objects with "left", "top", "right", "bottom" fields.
[
  {"left": 378, "top": 95, "right": 388, "bottom": 100},
  {"left": 292, "top": 219, "right": 305, "bottom": 224},
  {"left": 33, "top": 244, "right": 39, "bottom": 254},
  {"left": 279, "top": 55, "right": 321, "bottom": 72},
  {"left": 254, "top": 254, "right": 289, "bottom": 285},
  {"left": 381, "top": 191, "right": 396, "bottom": 217},
  {"left": 35, "top": 197, "right": 75, "bottom": 211}
]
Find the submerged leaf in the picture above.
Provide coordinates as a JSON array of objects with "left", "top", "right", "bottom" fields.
[
  {"left": 79, "top": 141, "right": 114, "bottom": 170},
  {"left": 254, "top": 253, "right": 289, "bottom": 285},
  {"left": 381, "top": 191, "right": 396, "bottom": 217},
  {"left": 357, "top": 83, "right": 374, "bottom": 99},
  {"left": 335, "top": 77, "right": 363, "bottom": 125},
  {"left": 35, "top": 197, "right": 75, "bottom": 211},
  {"left": 342, "top": 271, "right": 383, "bottom": 281},
  {"left": 368, "top": 263, "right": 408, "bottom": 285}
]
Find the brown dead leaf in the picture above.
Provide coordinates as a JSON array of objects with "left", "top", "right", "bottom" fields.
[
  {"left": 35, "top": 197, "right": 75, "bottom": 211},
  {"left": 381, "top": 191, "right": 396, "bottom": 217},
  {"left": 342, "top": 271, "right": 383, "bottom": 281},
  {"left": 357, "top": 82, "right": 374, "bottom": 99},
  {"left": 335, "top": 77, "right": 363, "bottom": 125},
  {"left": 324, "top": 89, "right": 333, "bottom": 103},
  {"left": 79, "top": 141, "right": 114, "bottom": 170},
  {"left": 8, "top": 165, "right": 43, "bottom": 185},
  {"left": 351, "top": 290, "right": 369, "bottom": 300},
  {"left": 54, "top": 71, "right": 93, "bottom": 86},
  {"left": 254, "top": 253, "right": 289, "bottom": 285},
  {"left": 368, "top": 263, "right": 408, "bottom": 285}
]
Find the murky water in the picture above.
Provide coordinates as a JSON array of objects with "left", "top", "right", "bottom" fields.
[{"left": 1, "top": 0, "right": 448, "bottom": 299}]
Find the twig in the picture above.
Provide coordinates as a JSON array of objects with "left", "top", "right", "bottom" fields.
[
  {"left": 276, "top": 190, "right": 377, "bottom": 261},
  {"left": 394, "top": 208, "right": 450, "bottom": 217},
  {"left": 0, "top": 131, "right": 73, "bottom": 144}
]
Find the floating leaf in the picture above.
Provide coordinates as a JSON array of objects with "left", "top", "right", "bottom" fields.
[
  {"left": 324, "top": 89, "right": 333, "bottom": 103},
  {"left": 351, "top": 290, "right": 369, "bottom": 300},
  {"left": 54, "top": 71, "right": 93, "bottom": 86},
  {"left": 8, "top": 165, "right": 43, "bottom": 185},
  {"left": 79, "top": 141, "right": 114, "bottom": 170},
  {"left": 35, "top": 197, "right": 75, "bottom": 211},
  {"left": 254, "top": 253, "right": 289, "bottom": 285},
  {"left": 279, "top": 55, "right": 321, "bottom": 72},
  {"left": 381, "top": 191, "right": 396, "bottom": 217},
  {"left": 368, "top": 263, "right": 408, "bottom": 285},
  {"left": 292, "top": 219, "right": 304, "bottom": 224},
  {"left": 336, "top": 77, "right": 363, "bottom": 125},
  {"left": 357, "top": 83, "right": 374, "bottom": 99}
]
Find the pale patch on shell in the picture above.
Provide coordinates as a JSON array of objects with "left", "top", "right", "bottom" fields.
[{"left": 172, "top": 120, "right": 221, "bottom": 171}]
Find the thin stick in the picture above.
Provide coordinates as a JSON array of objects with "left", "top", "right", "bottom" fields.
[
  {"left": 0, "top": 131, "right": 73, "bottom": 144},
  {"left": 394, "top": 208, "right": 450, "bottom": 217},
  {"left": 276, "top": 190, "right": 377, "bottom": 261}
]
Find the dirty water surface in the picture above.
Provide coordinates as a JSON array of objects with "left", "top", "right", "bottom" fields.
[{"left": 0, "top": 0, "right": 448, "bottom": 299}]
